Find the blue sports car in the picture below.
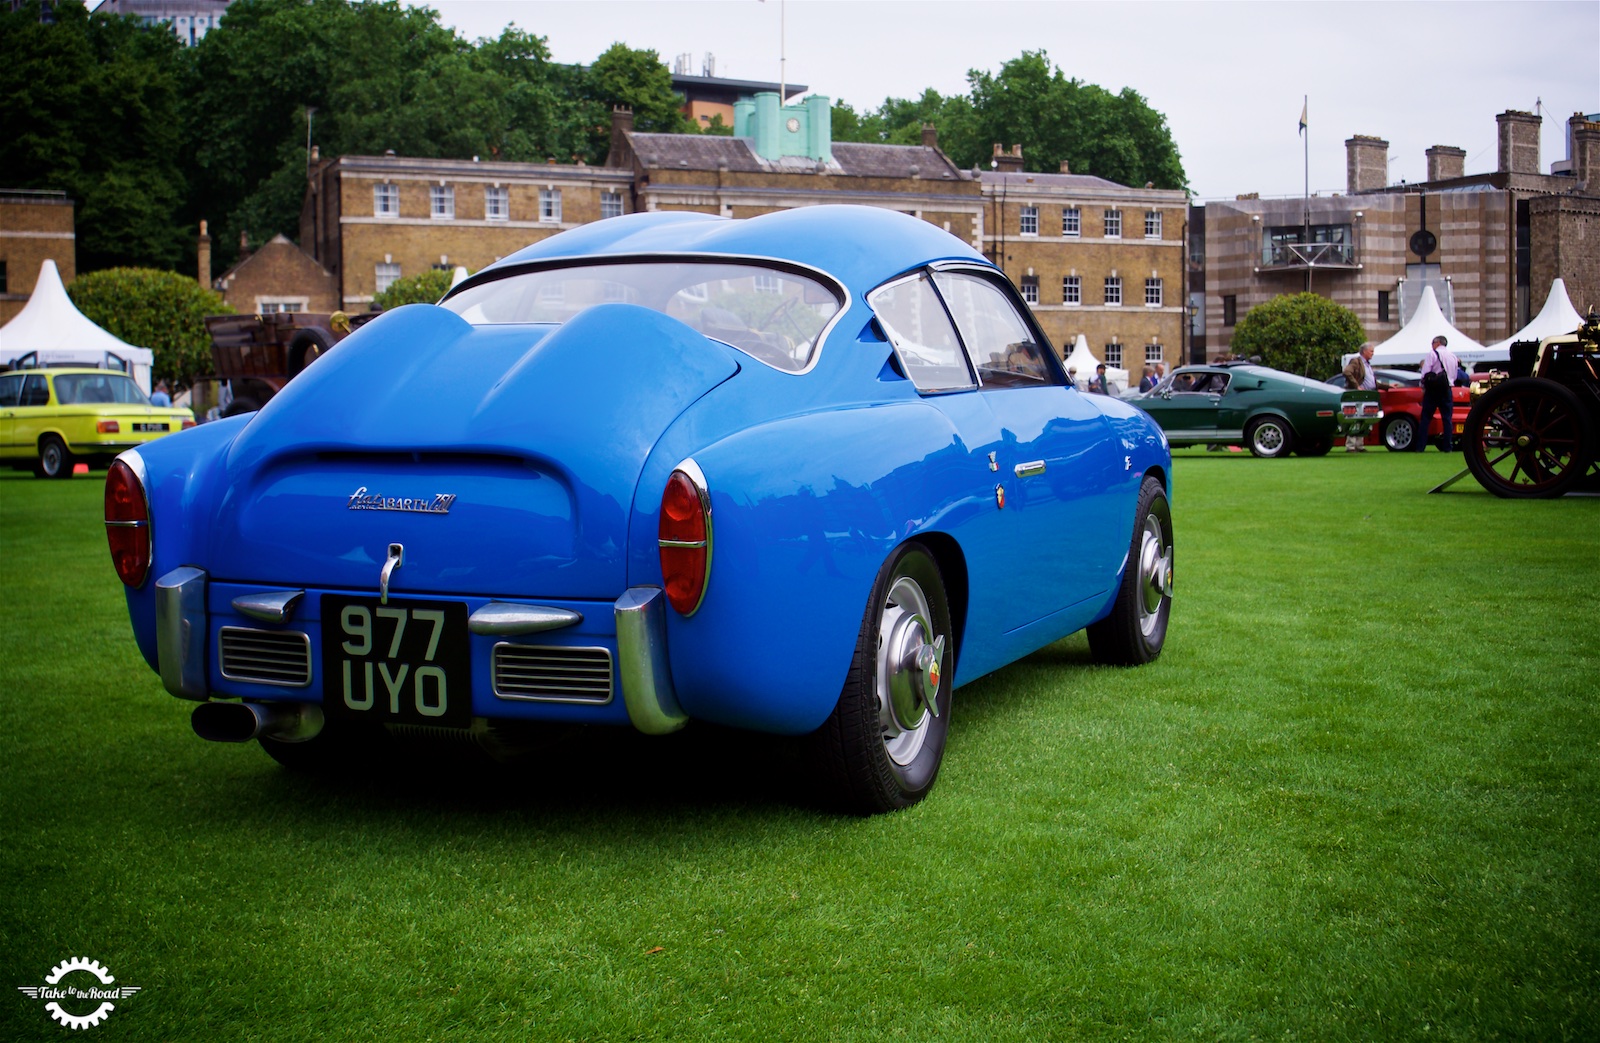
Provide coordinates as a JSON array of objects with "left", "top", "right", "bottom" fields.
[{"left": 105, "top": 205, "right": 1174, "bottom": 813}]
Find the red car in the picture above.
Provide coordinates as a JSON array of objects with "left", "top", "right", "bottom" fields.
[{"left": 1326, "top": 368, "right": 1473, "bottom": 451}]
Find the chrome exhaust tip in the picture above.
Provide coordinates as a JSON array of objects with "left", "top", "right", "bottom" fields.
[{"left": 192, "top": 701, "right": 324, "bottom": 743}]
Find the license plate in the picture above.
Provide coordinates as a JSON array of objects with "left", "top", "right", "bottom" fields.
[
  {"left": 134, "top": 422, "right": 168, "bottom": 432},
  {"left": 322, "top": 595, "right": 472, "bottom": 727}
]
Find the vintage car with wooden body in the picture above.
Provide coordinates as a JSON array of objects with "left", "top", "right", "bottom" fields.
[{"left": 105, "top": 206, "right": 1174, "bottom": 813}]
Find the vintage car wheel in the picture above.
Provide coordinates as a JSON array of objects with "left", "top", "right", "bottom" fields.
[
  {"left": 1245, "top": 416, "right": 1293, "bottom": 458},
  {"left": 35, "top": 435, "right": 74, "bottom": 479},
  {"left": 1295, "top": 435, "right": 1333, "bottom": 457},
  {"left": 1462, "top": 378, "right": 1594, "bottom": 499},
  {"left": 222, "top": 396, "right": 262, "bottom": 418},
  {"left": 1381, "top": 415, "right": 1417, "bottom": 452},
  {"left": 812, "top": 543, "right": 953, "bottom": 814},
  {"left": 288, "top": 328, "right": 334, "bottom": 375},
  {"left": 1088, "top": 476, "right": 1173, "bottom": 666}
]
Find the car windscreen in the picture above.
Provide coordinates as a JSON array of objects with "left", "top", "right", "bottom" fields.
[
  {"left": 53, "top": 373, "right": 149, "bottom": 406},
  {"left": 440, "top": 261, "right": 843, "bottom": 373}
]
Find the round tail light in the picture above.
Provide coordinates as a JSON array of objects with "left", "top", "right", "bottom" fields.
[
  {"left": 105, "top": 457, "right": 151, "bottom": 588},
  {"left": 658, "top": 462, "right": 711, "bottom": 616}
]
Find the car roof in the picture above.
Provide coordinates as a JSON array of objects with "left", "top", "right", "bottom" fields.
[
  {"left": 462, "top": 205, "right": 991, "bottom": 298},
  {"left": 1, "top": 367, "right": 136, "bottom": 377}
]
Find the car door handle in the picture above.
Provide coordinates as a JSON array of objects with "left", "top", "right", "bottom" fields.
[{"left": 1013, "top": 460, "right": 1046, "bottom": 477}]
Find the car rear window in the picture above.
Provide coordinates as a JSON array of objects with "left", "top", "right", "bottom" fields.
[
  {"left": 53, "top": 373, "right": 149, "bottom": 406},
  {"left": 440, "top": 261, "right": 843, "bottom": 373}
]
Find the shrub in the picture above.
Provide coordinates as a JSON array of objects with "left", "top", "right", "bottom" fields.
[
  {"left": 1230, "top": 292, "right": 1365, "bottom": 379},
  {"left": 68, "top": 268, "right": 232, "bottom": 390},
  {"left": 373, "top": 269, "right": 458, "bottom": 310}
]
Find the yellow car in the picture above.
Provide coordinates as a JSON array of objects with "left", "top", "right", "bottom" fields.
[{"left": 0, "top": 367, "right": 195, "bottom": 478}]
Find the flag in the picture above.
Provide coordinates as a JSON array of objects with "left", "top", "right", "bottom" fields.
[{"left": 1298, "top": 101, "right": 1307, "bottom": 136}]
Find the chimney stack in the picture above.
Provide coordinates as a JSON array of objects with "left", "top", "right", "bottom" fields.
[
  {"left": 991, "top": 143, "right": 1024, "bottom": 172},
  {"left": 1345, "top": 135, "right": 1389, "bottom": 193},
  {"left": 1059, "top": 159, "right": 1072, "bottom": 174},
  {"left": 1426, "top": 145, "right": 1466, "bottom": 182},
  {"left": 921, "top": 124, "right": 938, "bottom": 149},
  {"left": 197, "top": 219, "right": 211, "bottom": 289},
  {"left": 1496, "top": 110, "right": 1541, "bottom": 175}
]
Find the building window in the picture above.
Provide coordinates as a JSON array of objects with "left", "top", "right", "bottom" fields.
[
  {"left": 1062, "top": 208, "right": 1081, "bottom": 237},
  {"left": 1145, "top": 278, "right": 1163, "bottom": 307},
  {"left": 1105, "top": 343, "right": 1123, "bottom": 367},
  {"left": 258, "top": 300, "right": 305, "bottom": 315},
  {"left": 1104, "top": 276, "right": 1122, "bottom": 306},
  {"left": 1262, "top": 223, "right": 1353, "bottom": 266},
  {"left": 601, "top": 191, "right": 624, "bottom": 219},
  {"left": 1223, "top": 294, "right": 1237, "bottom": 327},
  {"left": 1104, "top": 209, "right": 1122, "bottom": 238},
  {"left": 1063, "top": 275, "right": 1081, "bottom": 306},
  {"left": 1020, "top": 275, "right": 1038, "bottom": 304},
  {"left": 430, "top": 185, "right": 454, "bottom": 220},
  {"left": 1145, "top": 344, "right": 1163, "bottom": 365},
  {"left": 1145, "top": 211, "right": 1162, "bottom": 239},
  {"left": 375, "top": 262, "right": 401, "bottom": 294},
  {"left": 753, "top": 273, "right": 781, "bottom": 294},
  {"left": 0, "top": 261, "right": 7, "bottom": 294},
  {"left": 1020, "top": 206, "right": 1038, "bottom": 236},
  {"left": 1378, "top": 290, "right": 1391, "bottom": 323},
  {"left": 484, "top": 186, "right": 508, "bottom": 220},
  {"left": 540, "top": 188, "right": 562, "bottom": 223},
  {"left": 374, "top": 183, "right": 399, "bottom": 217}
]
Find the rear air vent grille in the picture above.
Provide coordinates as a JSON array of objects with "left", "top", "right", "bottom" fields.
[
  {"left": 219, "top": 627, "right": 312, "bottom": 687},
  {"left": 492, "top": 644, "right": 613, "bottom": 704}
]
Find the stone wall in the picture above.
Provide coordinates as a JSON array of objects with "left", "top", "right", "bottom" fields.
[{"left": 1530, "top": 195, "right": 1600, "bottom": 318}]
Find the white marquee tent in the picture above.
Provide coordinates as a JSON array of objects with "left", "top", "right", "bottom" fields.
[
  {"left": 1483, "top": 278, "right": 1584, "bottom": 355},
  {"left": 1062, "top": 334, "right": 1130, "bottom": 394},
  {"left": 0, "top": 260, "right": 154, "bottom": 391},
  {"left": 1368, "top": 285, "right": 1489, "bottom": 367}
]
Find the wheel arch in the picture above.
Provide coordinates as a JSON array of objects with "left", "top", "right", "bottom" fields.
[{"left": 908, "top": 530, "right": 969, "bottom": 680}]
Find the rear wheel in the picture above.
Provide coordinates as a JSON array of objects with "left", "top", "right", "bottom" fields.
[
  {"left": 1088, "top": 476, "right": 1173, "bottom": 666},
  {"left": 1246, "top": 416, "right": 1293, "bottom": 458},
  {"left": 35, "top": 435, "right": 73, "bottom": 479},
  {"left": 1382, "top": 415, "right": 1417, "bottom": 452},
  {"left": 1463, "top": 378, "right": 1594, "bottom": 498},
  {"left": 811, "top": 543, "right": 953, "bottom": 814}
]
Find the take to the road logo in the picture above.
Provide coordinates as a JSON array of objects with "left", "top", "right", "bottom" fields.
[{"left": 16, "top": 957, "right": 141, "bottom": 1030}]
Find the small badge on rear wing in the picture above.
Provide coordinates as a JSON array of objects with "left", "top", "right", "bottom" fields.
[{"left": 347, "top": 486, "right": 457, "bottom": 515}]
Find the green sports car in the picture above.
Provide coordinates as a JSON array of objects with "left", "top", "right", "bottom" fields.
[{"left": 1122, "top": 362, "right": 1344, "bottom": 458}]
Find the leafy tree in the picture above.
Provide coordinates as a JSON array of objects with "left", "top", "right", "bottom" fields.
[
  {"left": 372, "top": 268, "right": 457, "bottom": 309},
  {"left": 69, "top": 268, "right": 233, "bottom": 389},
  {"left": 1230, "top": 293, "right": 1365, "bottom": 379}
]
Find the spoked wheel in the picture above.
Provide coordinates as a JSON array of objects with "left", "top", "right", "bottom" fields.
[
  {"left": 1246, "top": 416, "right": 1293, "bottom": 458},
  {"left": 1463, "top": 378, "right": 1595, "bottom": 499},
  {"left": 1382, "top": 415, "right": 1417, "bottom": 452},
  {"left": 1088, "top": 476, "right": 1174, "bottom": 665},
  {"left": 812, "top": 543, "right": 953, "bottom": 814}
]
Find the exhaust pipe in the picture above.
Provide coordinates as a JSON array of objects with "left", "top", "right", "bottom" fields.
[{"left": 192, "top": 701, "right": 324, "bottom": 743}]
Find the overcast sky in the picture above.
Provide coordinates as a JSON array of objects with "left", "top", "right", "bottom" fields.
[{"left": 409, "top": 0, "right": 1598, "bottom": 200}]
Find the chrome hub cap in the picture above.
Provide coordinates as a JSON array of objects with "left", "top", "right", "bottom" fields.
[
  {"left": 877, "top": 576, "right": 945, "bottom": 767},
  {"left": 1136, "top": 513, "right": 1172, "bottom": 637}
]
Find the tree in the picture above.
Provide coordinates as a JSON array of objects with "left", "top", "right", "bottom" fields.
[
  {"left": 373, "top": 268, "right": 457, "bottom": 310},
  {"left": 69, "top": 268, "right": 232, "bottom": 389},
  {"left": 1230, "top": 293, "right": 1365, "bottom": 379}
]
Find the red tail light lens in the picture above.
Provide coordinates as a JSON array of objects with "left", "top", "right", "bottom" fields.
[
  {"left": 105, "top": 458, "right": 151, "bottom": 588},
  {"left": 97, "top": 419, "right": 120, "bottom": 434},
  {"left": 658, "top": 464, "right": 711, "bottom": 616},
  {"left": 181, "top": 419, "right": 196, "bottom": 429}
]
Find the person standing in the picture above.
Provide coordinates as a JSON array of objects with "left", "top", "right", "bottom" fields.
[
  {"left": 1416, "top": 335, "right": 1461, "bottom": 452},
  {"left": 1139, "top": 366, "right": 1157, "bottom": 392},
  {"left": 1065, "top": 366, "right": 1078, "bottom": 389},
  {"left": 1088, "top": 363, "right": 1109, "bottom": 394},
  {"left": 149, "top": 381, "right": 171, "bottom": 407},
  {"left": 1342, "top": 342, "right": 1377, "bottom": 452}
]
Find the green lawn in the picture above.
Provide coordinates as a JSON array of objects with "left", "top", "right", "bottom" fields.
[{"left": 2, "top": 452, "right": 1596, "bottom": 1041}]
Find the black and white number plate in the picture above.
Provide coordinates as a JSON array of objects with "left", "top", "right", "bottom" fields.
[{"left": 322, "top": 595, "right": 472, "bottom": 728}]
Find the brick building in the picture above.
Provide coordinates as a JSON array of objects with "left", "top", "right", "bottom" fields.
[
  {"left": 214, "top": 233, "right": 339, "bottom": 315},
  {"left": 1194, "top": 110, "right": 1600, "bottom": 362},
  {"left": 0, "top": 189, "right": 75, "bottom": 325},
  {"left": 979, "top": 146, "right": 1188, "bottom": 374}
]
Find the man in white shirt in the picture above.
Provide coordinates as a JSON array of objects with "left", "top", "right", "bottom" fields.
[{"left": 1416, "top": 335, "right": 1461, "bottom": 452}]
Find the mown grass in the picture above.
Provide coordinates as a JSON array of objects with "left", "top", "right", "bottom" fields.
[{"left": 1, "top": 452, "right": 1596, "bottom": 1041}]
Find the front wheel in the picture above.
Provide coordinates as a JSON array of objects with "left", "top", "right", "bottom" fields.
[
  {"left": 35, "top": 435, "right": 74, "bottom": 478},
  {"left": 1382, "top": 415, "right": 1417, "bottom": 452},
  {"left": 1463, "top": 378, "right": 1594, "bottom": 498},
  {"left": 811, "top": 543, "right": 953, "bottom": 814},
  {"left": 1246, "top": 416, "right": 1293, "bottom": 458},
  {"left": 1088, "top": 476, "right": 1173, "bottom": 665}
]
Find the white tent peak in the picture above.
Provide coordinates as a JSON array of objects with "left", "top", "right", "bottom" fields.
[
  {"left": 1485, "top": 278, "right": 1584, "bottom": 355},
  {"left": 1368, "top": 285, "right": 1488, "bottom": 366},
  {"left": 1062, "top": 333, "right": 1129, "bottom": 392},
  {"left": 0, "top": 259, "right": 155, "bottom": 389}
]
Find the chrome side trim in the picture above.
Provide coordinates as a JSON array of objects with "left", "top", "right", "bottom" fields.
[
  {"left": 155, "top": 566, "right": 208, "bottom": 701},
  {"left": 1014, "top": 459, "right": 1046, "bottom": 477},
  {"left": 614, "top": 586, "right": 687, "bottom": 735},
  {"left": 468, "top": 602, "right": 584, "bottom": 636},
  {"left": 232, "top": 590, "right": 305, "bottom": 624}
]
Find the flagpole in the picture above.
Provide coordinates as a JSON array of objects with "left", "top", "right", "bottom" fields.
[{"left": 1303, "top": 94, "right": 1311, "bottom": 293}]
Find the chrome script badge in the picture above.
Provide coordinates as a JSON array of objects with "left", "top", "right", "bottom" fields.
[{"left": 347, "top": 486, "right": 457, "bottom": 515}]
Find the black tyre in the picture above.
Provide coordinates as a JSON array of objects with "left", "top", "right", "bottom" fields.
[
  {"left": 222, "top": 396, "right": 262, "bottom": 418},
  {"left": 1088, "top": 476, "right": 1174, "bottom": 666},
  {"left": 1463, "top": 377, "right": 1595, "bottom": 499},
  {"left": 1295, "top": 435, "right": 1333, "bottom": 457},
  {"left": 258, "top": 719, "right": 388, "bottom": 773},
  {"left": 35, "top": 434, "right": 74, "bottom": 479},
  {"left": 812, "top": 543, "right": 954, "bottom": 814},
  {"left": 288, "top": 328, "right": 334, "bottom": 375},
  {"left": 1382, "top": 415, "right": 1417, "bottom": 452},
  {"left": 1245, "top": 416, "right": 1294, "bottom": 458}
]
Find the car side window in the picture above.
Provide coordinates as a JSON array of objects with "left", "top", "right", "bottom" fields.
[
  {"left": 0, "top": 373, "right": 21, "bottom": 407},
  {"left": 868, "top": 272, "right": 976, "bottom": 393},
  {"left": 20, "top": 375, "right": 49, "bottom": 406},
  {"left": 931, "top": 271, "right": 1057, "bottom": 389}
]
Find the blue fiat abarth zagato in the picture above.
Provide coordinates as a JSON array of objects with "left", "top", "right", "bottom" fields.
[{"left": 106, "top": 205, "right": 1174, "bottom": 813}]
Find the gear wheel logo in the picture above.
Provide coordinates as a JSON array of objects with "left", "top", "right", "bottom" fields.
[{"left": 16, "top": 957, "right": 141, "bottom": 1030}]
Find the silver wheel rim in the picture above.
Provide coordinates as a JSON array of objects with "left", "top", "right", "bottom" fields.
[
  {"left": 1136, "top": 512, "right": 1173, "bottom": 637},
  {"left": 1387, "top": 418, "right": 1414, "bottom": 450},
  {"left": 876, "top": 574, "right": 943, "bottom": 767},
  {"left": 1253, "top": 422, "right": 1285, "bottom": 455},
  {"left": 42, "top": 443, "right": 62, "bottom": 475}
]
